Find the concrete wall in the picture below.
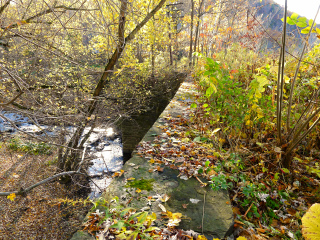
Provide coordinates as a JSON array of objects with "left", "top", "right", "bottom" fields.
[{"left": 118, "top": 72, "right": 187, "bottom": 162}]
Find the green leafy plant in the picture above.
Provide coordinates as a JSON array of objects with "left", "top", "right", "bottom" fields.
[
  {"left": 84, "top": 197, "right": 161, "bottom": 239},
  {"left": 193, "top": 53, "right": 249, "bottom": 131},
  {"left": 8, "top": 137, "right": 53, "bottom": 155},
  {"left": 210, "top": 173, "right": 233, "bottom": 191}
]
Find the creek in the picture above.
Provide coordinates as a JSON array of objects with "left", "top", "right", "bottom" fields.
[{"left": 0, "top": 111, "right": 123, "bottom": 198}]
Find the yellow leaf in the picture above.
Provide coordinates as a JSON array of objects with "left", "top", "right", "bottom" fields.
[
  {"left": 211, "top": 128, "right": 221, "bottom": 136},
  {"left": 196, "top": 235, "right": 208, "bottom": 240},
  {"left": 149, "top": 159, "right": 155, "bottom": 164},
  {"left": 236, "top": 237, "right": 248, "bottom": 240},
  {"left": 246, "top": 120, "right": 253, "bottom": 126},
  {"left": 167, "top": 212, "right": 182, "bottom": 227},
  {"left": 284, "top": 75, "right": 290, "bottom": 84},
  {"left": 302, "top": 203, "right": 320, "bottom": 239},
  {"left": 148, "top": 212, "right": 157, "bottom": 221},
  {"left": 112, "top": 169, "right": 124, "bottom": 178},
  {"left": 7, "top": 193, "right": 16, "bottom": 201},
  {"left": 172, "top": 212, "right": 182, "bottom": 219},
  {"left": 136, "top": 188, "right": 141, "bottom": 193}
]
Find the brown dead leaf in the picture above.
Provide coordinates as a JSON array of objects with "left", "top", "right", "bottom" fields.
[
  {"left": 156, "top": 166, "right": 164, "bottom": 172},
  {"left": 256, "top": 228, "right": 267, "bottom": 233},
  {"left": 280, "top": 218, "right": 291, "bottom": 224},
  {"left": 233, "top": 207, "right": 241, "bottom": 215},
  {"left": 270, "top": 219, "right": 279, "bottom": 227},
  {"left": 287, "top": 208, "right": 297, "bottom": 215},
  {"left": 207, "top": 169, "right": 217, "bottom": 176}
]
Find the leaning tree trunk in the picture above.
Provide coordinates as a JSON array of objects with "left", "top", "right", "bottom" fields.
[{"left": 58, "top": 0, "right": 168, "bottom": 178}]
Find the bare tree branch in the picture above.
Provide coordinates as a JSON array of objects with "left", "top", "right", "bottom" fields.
[{"left": 1, "top": 4, "right": 98, "bottom": 30}]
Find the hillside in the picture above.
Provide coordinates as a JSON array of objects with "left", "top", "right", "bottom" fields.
[{"left": 254, "top": 0, "right": 320, "bottom": 50}]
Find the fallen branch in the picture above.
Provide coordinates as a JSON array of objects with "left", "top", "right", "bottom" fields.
[{"left": 0, "top": 171, "right": 85, "bottom": 197}]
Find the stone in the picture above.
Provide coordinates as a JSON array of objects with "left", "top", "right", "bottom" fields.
[{"left": 104, "top": 154, "right": 233, "bottom": 239}]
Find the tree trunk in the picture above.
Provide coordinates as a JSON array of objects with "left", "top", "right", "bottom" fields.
[
  {"left": 59, "top": 0, "right": 168, "bottom": 176},
  {"left": 193, "top": 0, "right": 204, "bottom": 65},
  {"left": 151, "top": 43, "right": 155, "bottom": 76},
  {"left": 188, "top": 0, "right": 194, "bottom": 66}
]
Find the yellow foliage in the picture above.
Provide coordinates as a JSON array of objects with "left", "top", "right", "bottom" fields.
[
  {"left": 236, "top": 237, "right": 248, "bottom": 240},
  {"left": 166, "top": 211, "right": 182, "bottom": 227},
  {"left": 302, "top": 203, "right": 320, "bottom": 240}
]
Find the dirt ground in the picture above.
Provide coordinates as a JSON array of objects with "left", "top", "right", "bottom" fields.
[{"left": 0, "top": 136, "right": 92, "bottom": 240}]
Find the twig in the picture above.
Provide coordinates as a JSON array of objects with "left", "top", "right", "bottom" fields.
[
  {"left": 244, "top": 202, "right": 253, "bottom": 218},
  {"left": 77, "top": 147, "right": 87, "bottom": 172},
  {"left": 201, "top": 192, "right": 206, "bottom": 235},
  {"left": 89, "top": 178, "right": 103, "bottom": 194}
]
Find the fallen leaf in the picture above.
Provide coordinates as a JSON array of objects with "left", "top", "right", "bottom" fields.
[
  {"left": 256, "top": 228, "right": 267, "bottom": 233},
  {"left": 158, "top": 203, "right": 166, "bottom": 212},
  {"left": 149, "top": 159, "right": 155, "bottom": 164},
  {"left": 156, "top": 166, "right": 164, "bottom": 172},
  {"left": 190, "top": 198, "right": 201, "bottom": 204},
  {"left": 160, "top": 194, "right": 170, "bottom": 202},
  {"left": 270, "top": 219, "right": 279, "bottom": 227},
  {"left": 233, "top": 207, "right": 241, "bottom": 215},
  {"left": 7, "top": 193, "right": 16, "bottom": 201},
  {"left": 302, "top": 203, "right": 320, "bottom": 239},
  {"left": 196, "top": 235, "right": 207, "bottom": 240}
]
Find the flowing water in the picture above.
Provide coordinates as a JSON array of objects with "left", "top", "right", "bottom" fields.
[{"left": 0, "top": 111, "right": 123, "bottom": 198}]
